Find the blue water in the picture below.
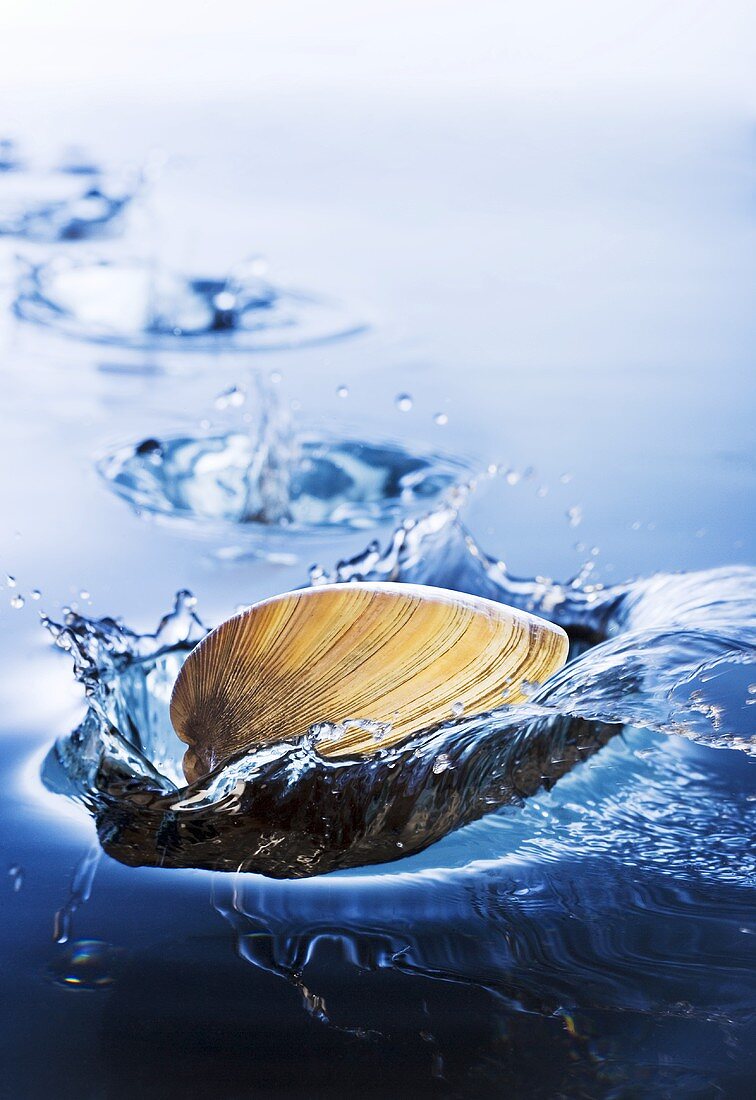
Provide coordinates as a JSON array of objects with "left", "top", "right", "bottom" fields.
[{"left": 1, "top": 25, "right": 756, "bottom": 1097}]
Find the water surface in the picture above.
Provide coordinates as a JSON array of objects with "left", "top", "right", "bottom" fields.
[{"left": 1, "top": 57, "right": 755, "bottom": 1099}]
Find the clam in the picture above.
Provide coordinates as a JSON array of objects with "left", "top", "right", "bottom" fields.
[{"left": 170, "top": 582, "right": 569, "bottom": 783}]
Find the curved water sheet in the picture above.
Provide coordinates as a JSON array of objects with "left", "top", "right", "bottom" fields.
[
  {"left": 0, "top": 140, "right": 139, "bottom": 241},
  {"left": 13, "top": 255, "right": 365, "bottom": 351},
  {"left": 40, "top": 502, "right": 755, "bottom": 879},
  {"left": 97, "top": 427, "right": 473, "bottom": 557}
]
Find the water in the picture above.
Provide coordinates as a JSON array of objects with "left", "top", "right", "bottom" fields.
[
  {"left": 1, "top": 19, "right": 756, "bottom": 1093},
  {"left": 39, "top": 501, "right": 756, "bottom": 878},
  {"left": 13, "top": 255, "right": 365, "bottom": 352},
  {"left": 97, "top": 426, "right": 472, "bottom": 558},
  {"left": 0, "top": 141, "right": 138, "bottom": 241}
]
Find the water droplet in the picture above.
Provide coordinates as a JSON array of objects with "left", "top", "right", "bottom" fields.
[
  {"left": 560, "top": 472, "right": 573, "bottom": 484},
  {"left": 50, "top": 940, "right": 117, "bottom": 989},
  {"left": 214, "top": 385, "right": 246, "bottom": 411},
  {"left": 432, "top": 753, "right": 453, "bottom": 775},
  {"left": 450, "top": 701, "right": 465, "bottom": 718},
  {"left": 536, "top": 485, "right": 549, "bottom": 498},
  {"left": 213, "top": 290, "right": 236, "bottom": 312},
  {"left": 566, "top": 505, "right": 583, "bottom": 528},
  {"left": 6, "top": 575, "right": 16, "bottom": 587},
  {"left": 336, "top": 385, "right": 349, "bottom": 399},
  {"left": 8, "top": 864, "right": 23, "bottom": 892},
  {"left": 135, "top": 438, "right": 163, "bottom": 459},
  {"left": 30, "top": 589, "right": 41, "bottom": 600},
  {"left": 433, "top": 412, "right": 448, "bottom": 426},
  {"left": 79, "top": 590, "right": 90, "bottom": 601},
  {"left": 269, "top": 370, "right": 282, "bottom": 384},
  {"left": 395, "top": 393, "right": 413, "bottom": 413},
  {"left": 504, "top": 469, "right": 521, "bottom": 486},
  {"left": 10, "top": 595, "right": 24, "bottom": 609}
]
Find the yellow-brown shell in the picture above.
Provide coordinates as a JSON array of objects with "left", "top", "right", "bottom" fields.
[{"left": 170, "top": 582, "right": 568, "bottom": 783}]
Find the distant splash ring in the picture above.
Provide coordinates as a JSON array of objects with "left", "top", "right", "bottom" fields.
[
  {"left": 0, "top": 151, "right": 139, "bottom": 241},
  {"left": 13, "top": 257, "right": 367, "bottom": 352}
]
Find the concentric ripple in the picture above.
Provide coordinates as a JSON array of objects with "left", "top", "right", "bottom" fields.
[{"left": 14, "top": 256, "right": 365, "bottom": 351}]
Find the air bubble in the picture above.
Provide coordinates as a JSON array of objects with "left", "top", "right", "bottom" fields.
[
  {"left": 395, "top": 393, "right": 413, "bottom": 413},
  {"left": 50, "top": 939, "right": 117, "bottom": 990}
]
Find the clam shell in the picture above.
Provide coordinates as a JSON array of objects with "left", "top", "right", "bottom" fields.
[{"left": 170, "top": 582, "right": 568, "bottom": 782}]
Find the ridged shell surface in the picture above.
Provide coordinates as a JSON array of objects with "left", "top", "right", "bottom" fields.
[{"left": 170, "top": 582, "right": 569, "bottom": 782}]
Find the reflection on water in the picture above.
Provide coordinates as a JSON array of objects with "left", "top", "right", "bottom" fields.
[
  {"left": 13, "top": 255, "right": 366, "bottom": 351},
  {"left": 40, "top": 501, "right": 755, "bottom": 879},
  {"left": 204, "top": 848, "right": 756, "bottom": 1095}
]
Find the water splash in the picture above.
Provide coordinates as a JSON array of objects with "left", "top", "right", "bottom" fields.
[
  {"left": 52, "top": 844, "right": 101, "bottom": 945},
  {"left": 38, "top": 501, "right": 755, "bottom": 878},
  {"left": 14, "top": 255, "right": 365, "bottom": 351},
  {"left": 97, "top": 426, "right": 473, "bottom": 552},
  {"left": 0, "top": 142, "right": 139, "bottom": 240}
]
